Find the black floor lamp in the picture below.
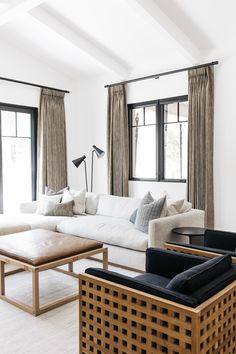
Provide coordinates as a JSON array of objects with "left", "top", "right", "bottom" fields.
[
  {"left": 72, "top": 155, "right": 88, "bottom": 192},
  {"left": 91, "top": 145, "right": 105, "bottom": 192}
]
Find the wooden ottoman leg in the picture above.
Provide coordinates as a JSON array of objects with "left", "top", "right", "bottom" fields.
[
  {"left": 102, "top": 248, "right": 108, "bottom": 270},
  {"left": 0, "top": 261, "right": 5, "bottom": 296},
  {"left": 32, "top": 270, "right": 39, "bottom": 316},
  {"left": 68, "top": 262, "right": 73, "bottom": 272}
]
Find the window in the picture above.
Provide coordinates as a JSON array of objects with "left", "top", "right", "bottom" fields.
[
  {"left": 0, "top": 104, "right": 37, "bottom": 213},
  {"left": 128, "top": 95, "right": 188, "bottom": 182}
]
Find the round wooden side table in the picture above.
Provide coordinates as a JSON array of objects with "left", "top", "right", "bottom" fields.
[{"left": 172, "top": 227, "right": 206, "bottom": 245}]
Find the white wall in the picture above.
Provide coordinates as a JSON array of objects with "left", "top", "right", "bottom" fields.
[
  {"left": 214, "top": 53, "right": 236, "bottom": 231},
  {"left": 0, "top": 40, "right": 78, "bottom": 194},
  {"left": 69, "top": 77, "right": 107, "bottom": 193}
]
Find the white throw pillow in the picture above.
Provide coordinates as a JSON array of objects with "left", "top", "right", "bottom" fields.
[
  {"left": 62, "top": 189, "right": 86, "bottom": 215},
  {"left": 36, "top": 194, "right": 62, "bottom": 214},
  {"left": 85, "top": 192, "right": 100, "bottom": 215},
  {"left": 97, "top": 195, "right": 141, "bottom": 219},
  {"left": 167, "top": 199, "right": 192, "bottom": 216}
]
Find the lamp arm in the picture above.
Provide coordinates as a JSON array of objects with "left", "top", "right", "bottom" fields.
[
  {"left": 91, "top": 150, "right": 95, "bottom": 192},
  {"left": 83, "top": 160, "right": 88, "bottom": 192}
]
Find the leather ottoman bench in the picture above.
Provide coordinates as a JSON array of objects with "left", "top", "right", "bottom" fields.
[{"left": 0, "top": 229, "right": 108, "bottom": 316}]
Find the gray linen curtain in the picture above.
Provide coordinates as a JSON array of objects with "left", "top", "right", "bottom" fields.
[
  {"left": 187, "top": 66, "right": 214, "bottom": 228},
  {"left": 38, "top": 88, "right": 67, "bottom": 194},
  {"left": 107, "top": 84, "right": 129, "bottom": 196}
]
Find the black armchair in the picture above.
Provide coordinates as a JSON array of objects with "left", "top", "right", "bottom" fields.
[{"left": 79, "top": 248, "right": 236, "bottom": 354}]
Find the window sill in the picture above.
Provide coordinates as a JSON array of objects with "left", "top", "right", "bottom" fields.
[{"left": 129, "top": 178, "right": 186, "bottom": 183}]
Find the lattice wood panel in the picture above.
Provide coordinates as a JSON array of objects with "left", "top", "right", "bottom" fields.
[{"left": 79, "top": 274, "right": 236, "bottom": 354}]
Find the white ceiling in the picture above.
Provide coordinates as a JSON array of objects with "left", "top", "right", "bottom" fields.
[{"left": 0, "top": 0, "right": 235, "bottom": 81}]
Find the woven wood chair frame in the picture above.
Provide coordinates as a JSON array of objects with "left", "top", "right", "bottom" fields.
[
  {"left": 164, "top": 243, "right": 236, "bottom": 265},
  {"left": 79, "top": 273, "right": 236, "bottom": 354}
]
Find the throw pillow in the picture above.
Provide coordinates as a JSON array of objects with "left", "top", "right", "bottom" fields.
[
  {"left": 62, "top": 189, "right": 86, "bottom": 215},
  {"left": 134, "top": 196, "right": 166, "bottom": 233},
  {"left": 166, "top": 255, "right": 231, "bottom": 295},
  {"left": 166, "top": 199, "right": 192, "bottom": 216},
  {"left": 45, "top": 186, "right": 70, "bottom": 196},
  {"left": 166, "top": 199, "right": 185, "bottom": 216},
  {"left": 44, "top": 200, "right": 74, "bottom": 217},
  {"left": 36, "top": 194, "right": 62, "bottom": 214},
  {"left": 130, "top": 192, "right": 154, "bottom": 224},
  {"left": 85, "top": 192, "right": 100, "bottom": 215}
]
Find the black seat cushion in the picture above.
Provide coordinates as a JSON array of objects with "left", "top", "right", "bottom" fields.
[
  {"left": 85, "top": 267, "right": 198, "bottom": 307},
  {"left": 135, "top": 273, "right": 170, "bottom": 287},
  {"left": 166, "top": 255, "right": 231, "bottom": 295},
  {"left": 205, "top": 229, "right": 236, "bottom": 251}
]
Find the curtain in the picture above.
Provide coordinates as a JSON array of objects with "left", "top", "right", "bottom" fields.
[
  {"left": 37, "top": 89, "right": 67, "bottom": 194},
  {"left": 107, "top": 84, "right": 129, "bottom": 196},
  {"left": 187, "top": 66, "right": 214, "bottom": 228}
]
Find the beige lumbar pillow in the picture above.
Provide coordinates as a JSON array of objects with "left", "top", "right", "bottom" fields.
[
  {"left": 44, "top": 200, "right": 74, "bottom": 217},
  {"left": 62, "top": 189, "right": 86, "bottom": 215}
]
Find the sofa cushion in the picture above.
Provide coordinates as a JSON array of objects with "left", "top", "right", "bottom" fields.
[
  {"left": 135, "top": 196, "right": 166, "bottom": 233},
  {"left": 130, "top": 192, "right": 154, "bottom": 224},
  {"left": 57, "top": 215, "right": 148, "bottom": 251},
  {"left": 97, "top": 195, "right": 141, "bottom": 219},
  {"left": 0, "top": 216, "right": 31, "bottom": 235},
  {"left": 14, "top": 214, "right": 71, "bottom": 231},
  {"left": 167, "top": 255, "right": 231, "bottom": 295}
]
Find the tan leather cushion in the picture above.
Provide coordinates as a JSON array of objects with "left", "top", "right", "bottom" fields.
[{"left": 0, "top": 229, "right": 103, "bottom": 266}]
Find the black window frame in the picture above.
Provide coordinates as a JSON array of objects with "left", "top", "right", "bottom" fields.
[
  {"left": 0, "top": 103, "right": 38, "bottom": 213},
  {"left": 128, "top": 95, "right": 188, "bottom": 183}
]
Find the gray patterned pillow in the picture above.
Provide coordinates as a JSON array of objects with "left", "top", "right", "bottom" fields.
[
  {"left": 130, "top": 192, "right": 154, "bottom": 223},
  {"left": 44, "top": 200, "right": 74, "bottom": 217},
  {"left": 135, "top": 196, "right": 166, "bottom": 233}
]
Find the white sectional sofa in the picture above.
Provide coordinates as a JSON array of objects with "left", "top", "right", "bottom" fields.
[{"left": 0, "top": 194, "right": 204, "bottom": 271}]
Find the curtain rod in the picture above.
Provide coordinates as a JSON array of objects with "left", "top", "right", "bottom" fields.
[
  {"left": 0, "top": 76, "right": 70, "bottom": 93},
  {"left": 104, "top": 61, "right": 219, "bottom": 88}
]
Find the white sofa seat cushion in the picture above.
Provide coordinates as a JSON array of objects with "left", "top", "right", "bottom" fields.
[
  {"left": 57, "top": 215, "right": 148, "bottom": 251},
  {"left": 0, "top": 216, "right": 31, "bottom": 236},
  {"left": 97, "top": 195, "right": 141, "bottom": 219},
  {"left": 13, "top": 214, "right": 71, "bottom": 231}
]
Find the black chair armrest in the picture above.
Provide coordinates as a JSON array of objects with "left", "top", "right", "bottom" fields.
[
  {"left": 146, "top": 248, "right": 207, "bottom": 278},
  {"left": 166, "top": 241, "right": 236, "bottom": 257}
]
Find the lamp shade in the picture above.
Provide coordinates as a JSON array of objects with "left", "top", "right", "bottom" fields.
[
  {"left": 92, "top": 145, "right": 105, "bottom": 158},
  {"left": 72, "top": 155, "right": 86, "bottom": 168}
]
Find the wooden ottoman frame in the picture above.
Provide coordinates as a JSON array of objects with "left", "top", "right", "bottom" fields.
[
  {"left": 0, "top": 247, "right": 108, "bottom": 316},
  {"left": 79, "top": 273, "right": 236, "bottom": 354},
  {"left": 164, "top": 242, "right": 236, "bottom": 264}
]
